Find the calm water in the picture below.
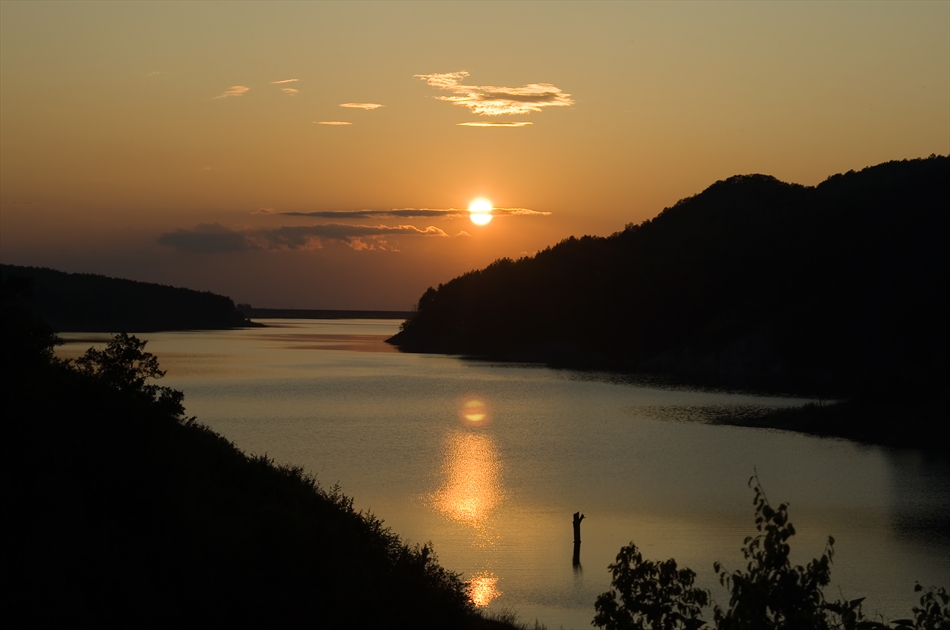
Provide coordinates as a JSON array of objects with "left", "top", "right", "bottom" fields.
[{"left": 60, "top": 320, "right": 950, "bottom": 629}]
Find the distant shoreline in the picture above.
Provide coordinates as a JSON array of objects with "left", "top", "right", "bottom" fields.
[
  {"left": 710, "top": 396, "right": 949, "bottom": 455},
  {"left": 245, "top": 308, "right": 412, "bottom": 320}
]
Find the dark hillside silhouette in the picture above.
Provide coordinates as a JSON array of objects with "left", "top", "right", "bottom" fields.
[
  {"left": 0, "top": 279, "right": 517, "bottom": 630},
  {"left": 390, "top": 156, "right": 949, "bottom": 404},
  {"left": 0, "top": 264, "right": 254, "bottom": 331}
]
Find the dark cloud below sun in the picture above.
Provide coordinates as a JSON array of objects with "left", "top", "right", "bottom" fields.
[{"left": 159, "top": 223, "right": 451, "bottom": 253}]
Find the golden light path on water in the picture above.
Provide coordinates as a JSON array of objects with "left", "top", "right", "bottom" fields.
[
  {"left": 469, "top": 572, "right": 501, "bottom": 608},
  {"left": 432, "top": 430, "right": 501, "bottom": 529},
  {"left": 429, "top": 397, "right": 504, "bottom": 606}
]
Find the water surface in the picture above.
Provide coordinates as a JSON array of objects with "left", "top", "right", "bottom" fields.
[{"left": 60, "top": 320, "right": 950, "bottom": 629}]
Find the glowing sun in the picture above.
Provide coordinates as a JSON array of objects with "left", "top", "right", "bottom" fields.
[{"left": 468, "top": 198, "right": 493, "bottom": 225}]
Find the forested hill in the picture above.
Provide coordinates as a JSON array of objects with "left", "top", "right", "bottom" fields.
[
  {"left": 0, "top": 265, "right": 252, "bottom": 332},
  {"left": 0, "top": 280, "right": 509, "bottom": 629},
  {"left": 390, "top": 156, "right": 949, "bottom": 398}
]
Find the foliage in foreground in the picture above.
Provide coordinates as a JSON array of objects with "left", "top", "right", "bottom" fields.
[
  {"left": 74, "top": 331, "right": 186, "bottom": 416},
  {"left": 593, "top": 476, "right": 950, "bottom": 630},
  {"left": 0, "top": 280, "right": 507, "bottom": 629}
]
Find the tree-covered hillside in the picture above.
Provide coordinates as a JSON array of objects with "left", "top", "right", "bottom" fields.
[
  {"left": 0, "top": 280, "right": 516, "bottom": 629},
  {"left": 390, "top": 156, "right": 949, "bottom": 399},
  {"left": 0, "top": 265, "right": 253, "bottom": 331}
]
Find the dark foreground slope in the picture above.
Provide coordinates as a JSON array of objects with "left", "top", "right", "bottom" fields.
[
  {"left": 391, "top": 156, "right": 949, "bottom": 401},
  {"left": 0, "top": 264, "right": 253, "bottom": 331},
  {"left": 0, "top": 286, "right": 509, "bottom": 629}
]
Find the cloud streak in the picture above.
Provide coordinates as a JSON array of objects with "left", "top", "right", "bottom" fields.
[
  {"left": 159, "top": 223, "right": 451, "bottom": 253},
  {"left": 458, "top": 121, "right": 532, "bottom": 128},
  {"left": 316, "top": 121, "right": 351, "bottom": 126},
  {"left": 263, "top": 224, "right": 447, "bottom": 251},
  {"left": 215, "top": 85, "right": 250, "bottom": 99},
  {"left": 281, "top": 207, "right": 551, "bottom": 219},
  {"left": 340, "top": 103, "right": 383, "bottom": 110},
  {"left": 415, "top": 71, "right": 573, "bottom": 116},
  {"left": 271, "top": 78, "right": 298, "bottom": 84},
  {"left": 158, "top": 223, "right": 255, "bottom": 253}
]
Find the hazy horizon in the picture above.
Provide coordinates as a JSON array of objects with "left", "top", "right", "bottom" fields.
[{"left": 2, "top": 1, "right": 948, "bottom": 309}]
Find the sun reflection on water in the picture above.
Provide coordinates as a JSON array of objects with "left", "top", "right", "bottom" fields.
[
  {"left": 468, "top": 571, "right": 501, "bottom": 607},
  {"left": 460, "top": 398, "right": 489, "bottom": 425},
  {"left": 431, "top": 430, "right": 503, "bottom": 530},
  {"left": 430, "top": 398, "right": 508, "bottom": 607}
]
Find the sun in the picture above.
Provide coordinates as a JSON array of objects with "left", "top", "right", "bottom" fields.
[{"left": 468, "top": 198, "right": 493, "bottom": 225}]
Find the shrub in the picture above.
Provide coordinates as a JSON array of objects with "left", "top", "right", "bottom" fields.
[
  {"left": 712, "top": 476, "right": 835, "bottom": 629},
  {"left": 593, "top": 544, "right": 708, "bottom": 630},
  {"left": 74, "top": 332, "right": 184, "bottom": 417},
  {"left": 594, "top": 475, "right": 950, "bottom": 630}
]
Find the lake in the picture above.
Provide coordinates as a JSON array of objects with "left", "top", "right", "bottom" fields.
[{"left": 59, "top": 319, "right": 950, "bottom": 629}]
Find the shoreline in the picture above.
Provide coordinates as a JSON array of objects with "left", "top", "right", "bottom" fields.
[
  {"left": 389, "top": 342, "right": 948, "bottom": 454},
  {"left": 710, "top": 397, "right": 949, "bottom": 454},
  {"left": 246, "top": 308, "right": 412, "bottom": 320}
]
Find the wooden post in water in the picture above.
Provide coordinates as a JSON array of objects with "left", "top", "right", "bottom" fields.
[{"left": 572, "top": 511, "right": 585, "bottom": 569}]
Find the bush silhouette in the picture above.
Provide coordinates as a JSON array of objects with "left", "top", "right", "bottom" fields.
[
  {"left": 592, "top": 545, "right": 708, "bottom": 630},
  {"left": 594, "top": 475, "right": 950, "bottom": 630},
  {"left": 74, "top": 332, "right": 185, "bottom": 417},
  {"left": 712, "top": 476, "right": 837, "bottom": 629}
]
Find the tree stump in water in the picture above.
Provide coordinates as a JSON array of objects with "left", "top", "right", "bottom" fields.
[{"left": 572, "top": 511, "right": 585, "bottom": 569}]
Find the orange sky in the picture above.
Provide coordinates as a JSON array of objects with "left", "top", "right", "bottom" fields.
[{"left": 2, "top": 2, "right": 948, "bottom": 309}]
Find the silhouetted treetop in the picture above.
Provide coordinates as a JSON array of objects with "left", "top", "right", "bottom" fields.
[{"left": 75, "top": 332, "right": 185, "bottom": 417}]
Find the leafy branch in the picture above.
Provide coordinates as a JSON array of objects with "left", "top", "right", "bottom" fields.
[
  {"left": 74, "top": 332, "right": 184, "bottom": 417},
  {"left": 594, "top": 474, "right": 950, "bottom": 630}
]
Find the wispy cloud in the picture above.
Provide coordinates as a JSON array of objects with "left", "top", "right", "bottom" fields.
[
  {"left": 316, "top": 121, "right": 351, "bottom": 126},
  {"left": 340, "top": 103, "right": 383, "bottom": 110},
  {"left": 158, "top": 223, "right": 256, "bottom": 253},
  {"left": 458, "top": 121, "right": 532, "bottom": 128},
  {"left": 286, "top": 209, "right": 455, "bottom": 219},
  {"left": 415, "top": 71, "right": 573, "bottom": 116},
  {"left": 281, "top": 207, "right": 550, "bottom": 219},
  {"left": 263, "top": 224, "right": 447, "bottom": 251},
  {"left": 271, "top": 78, "right": 298, "bottom": 84},
  {"left": 159, "top": 223, "right": 451, "bottom": 253},
  {"left": 495, "top": 208, "right": 550, "bottom": 216},
  {"left": 215, "top": 85, "right": 250, "bottom": 99},
  {"left": 281, "top": 88, "right": 298, "bottom": 96}
]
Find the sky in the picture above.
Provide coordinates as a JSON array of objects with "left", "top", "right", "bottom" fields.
[{"left": 1, "top": 1, "right": 948, "bottom": 309}]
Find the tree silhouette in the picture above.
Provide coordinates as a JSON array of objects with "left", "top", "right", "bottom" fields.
[
  {"left": 75, "top": 332, "right": 184, "bottom": 417},
  {"left": 594, "top": 475, "right": 950, "bottom": 630},
  {"left": 593, "top": 544, "right": 708, "bottom": 630},
  {"left": 712, "top": 475, "right": 836, "bottom": 629}
]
